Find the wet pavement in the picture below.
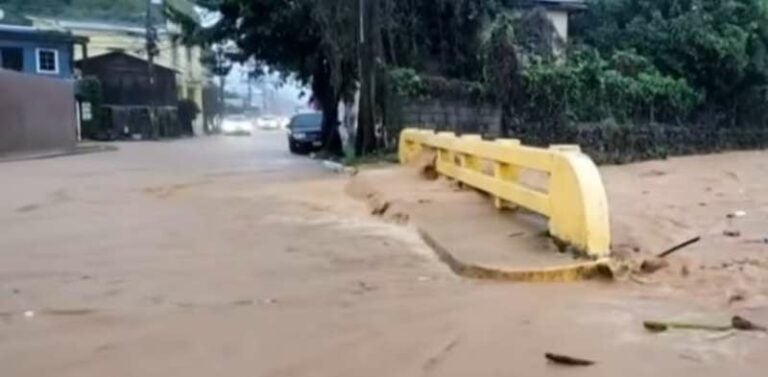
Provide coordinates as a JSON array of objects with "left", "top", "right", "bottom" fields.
[{"left": 1, "top": 132, "right": 767, "bottom": 376}]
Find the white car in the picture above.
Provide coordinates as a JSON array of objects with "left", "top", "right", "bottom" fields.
[
  {"left": 255, "top": 115, "right": 281, "bottom": 130},
  {"left": 221, "top": 115, "right": 253, "bottom": 135},
  {"left": 277, "top": 116, "right": 290, "bottom": 129}
]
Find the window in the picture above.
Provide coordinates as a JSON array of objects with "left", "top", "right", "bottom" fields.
[
  {"left": 0, "top": 47, "right": 24, "bottom": 71},
  {"left": 36, "top": 48, "right": 59, "bottom": 74}
]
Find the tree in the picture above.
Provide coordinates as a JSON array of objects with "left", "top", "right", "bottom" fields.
[
  {"left": 182, "top": 0, "right": 360, "bottom": 155},
  {"left": 356, "top": 0, "right": 381, "bottom": 155},
  {"left": 482, "top": 7, "right": 564, "bottom": 135},
  {"left": 573, "top": 0, "right": 768, "bottom": 109},
  {"left": 482, "top": 13, "right": 520, "bottom": 136},
  {"left": 376, "top": 0, "right": 493, "bottom": 81},
  {"left": 199, "top": 45, "right": 233, "bottom": 133},
  {"left": 0, "top": 0, "right": 148, "bottom": 23}
]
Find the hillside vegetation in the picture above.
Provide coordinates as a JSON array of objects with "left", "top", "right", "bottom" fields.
[{"left": 0, "top": 0, "right": 147, "bottom": 23}]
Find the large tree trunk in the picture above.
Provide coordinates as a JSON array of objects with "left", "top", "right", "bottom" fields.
[
  {"left": 355, "top": 0, "right": 378, "bottom": 156},
  {"left": 312, "top": 58, "right": 343, "bottom": 156},
  {"left": 217, "top": 75, "right": 226, "bottom": 134},
  {"left": 322, "top": 101, "right": 343, "bottom": 155}
]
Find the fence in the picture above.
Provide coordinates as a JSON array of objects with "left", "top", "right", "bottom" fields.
[
  {"left": 399, "top": 128, "right": 611, "bottom": 258},
  {"left": 0, "top": 70, "right": 76, "bottom": 157}
]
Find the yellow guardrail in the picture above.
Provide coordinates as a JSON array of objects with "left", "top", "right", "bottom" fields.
[{"left": 399, "top": 128, "right": 611, "bottom": 258}]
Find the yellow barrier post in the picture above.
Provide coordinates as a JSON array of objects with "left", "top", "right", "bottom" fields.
[
  {"left": 398, "top": 128, "right": 611, "bottom": 258},
  {"left": 492, "top": 138, "right": 521, "bottom": 209}
]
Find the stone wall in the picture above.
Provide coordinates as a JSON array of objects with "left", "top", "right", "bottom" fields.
[{"left": 397, "top": 99, "right": 501, "bottom": 136}]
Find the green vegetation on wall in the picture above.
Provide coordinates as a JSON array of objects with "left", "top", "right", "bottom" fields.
[
  {"left": 75, "top": 77, "right": 104, "bottom": 140},
  {"left": 517, "top": 48, "right": 702, "bottom": 126},
  {"left": 387, "top": 68, "right": 492, "bottom": 104}
]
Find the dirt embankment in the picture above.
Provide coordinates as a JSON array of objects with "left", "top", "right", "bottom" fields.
[{"left": 602, "top": 151, "right": 768, "bottom": 307}]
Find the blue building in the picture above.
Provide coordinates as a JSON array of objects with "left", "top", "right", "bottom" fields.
[{"left": 0, "top": 24, "right": 87, "bottom": 79}]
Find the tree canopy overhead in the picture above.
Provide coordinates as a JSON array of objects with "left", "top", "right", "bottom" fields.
[
  {"left": 197, "top": 0, "right": 361, "bottom": 154},
  {"left": 193, "top": 0, "right": 517, "bottom": 154},
  {"left": 174, "top": 0, "right": 768, "bottom": 152},
  {"left": 573, "top": 0, "right": 768, "bottom": 104},
  {"left": 1, "top": 0, "right": 200, "bottom": 26}
]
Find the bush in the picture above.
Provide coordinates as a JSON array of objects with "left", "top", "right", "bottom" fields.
[
  {"left": 387, "top": 68, "right": 493, "bottom": 104},
  {"left": 75, "top": 77, "right": 104, "bottom": 139},
  {"left": 517, "top": 49, "right": 702, "bottom": 126},
  {"left": 513, "top": 120, "right": 768, "bottom": 164}
]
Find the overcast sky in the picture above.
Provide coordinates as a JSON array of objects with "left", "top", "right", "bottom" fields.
[
  {"left": 195, "top": 6, "right": 310, "bottom": 116},
  {"left": 224, "top": 63, "right": 310, "bottom": 115}
]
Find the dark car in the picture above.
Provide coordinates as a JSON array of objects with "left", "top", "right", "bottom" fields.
[{"left": 287, "top": 112, "right": 324, "bottom": 153}]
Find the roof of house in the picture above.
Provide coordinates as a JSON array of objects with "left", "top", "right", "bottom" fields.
[
  {"left": 0, "top": 24, "right": 88, "bottom": 44},
  {"left": 76, "top": 51, "right": 178, "bottom": 73},
  {"left": 27, "top": 16, "right": 174, "bottom": 37},
  {"left": 533, "top": 0, "right": 588, "bottom": 11}
]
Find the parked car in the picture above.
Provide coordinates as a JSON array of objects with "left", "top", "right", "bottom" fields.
[
  {"left": 221, "top": 114, "right": 253, "bottom": 135},
  {"left": 287, "top": 112, "right": 324, "bottom": 153},
  {"left": 255, "top": 115, "right": 281, "bottom": 130}
]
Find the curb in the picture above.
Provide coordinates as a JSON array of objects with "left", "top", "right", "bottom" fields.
[
  {"left": 417, "top": 228, "right": 614, "bottom": 283},
  {"left": 0, "top": 144, "right": 118, "bottom": 164},
  {"left": 350, "top": 173, "right": 615, "bottom": 283},
  {"left": 319, "top": 159, "right": 359, "bottom": 175}
]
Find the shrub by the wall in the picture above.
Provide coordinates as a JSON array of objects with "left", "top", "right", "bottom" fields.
[
  {"left": 75, "top": 77, "right": 104, "bottom": 140},
  {"left": 513, "top": 120, "right": 768, "bottom": 164}
]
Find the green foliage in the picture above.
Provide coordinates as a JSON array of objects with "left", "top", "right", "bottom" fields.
[
  {"left": 379, "top": 0, "right": 494, "bottom": 81},
  {"left": 517, "top": 48, "right": 702, "bottom": 126},
  {"left": 202, "top": 0, "right": 361, "bottom": 154},
  {"left": 509, "top": 6, "right": 563, "bottom": 60},
  {"left": 387, "top": 67, "right": 491, "bottom": 103},
  {"left": 170, "top": 0, "right": 768, "bottom": 159},
  {"left": 388, "top": 68, "right": 426, "bottom": 98},
  {"left": 0, "top": 0, "right": 148, "bottom": 23},
  {"left": 515, "top": 120, "right": 768, "bottom": 165},
  {"left": 482, "top": 11, "right": 519, "bottom": 108},
  {"left": 75, "top": 77, "right": 104, "bottom": 140},
  {"left": 200, "top": 47, "right": 233, "bottom": 78},
  {"left": 212, "top": 0, "right": 357, "bottom": 89},
  {"left": 573, "top": 0, "right": 768, "bottom": 104}
]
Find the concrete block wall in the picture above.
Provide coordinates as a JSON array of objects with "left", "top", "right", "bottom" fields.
[{"left": 399, "top": 100, "right": 502, "bottom": 136}]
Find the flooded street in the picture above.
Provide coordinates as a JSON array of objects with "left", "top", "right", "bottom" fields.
[{"left": 2, "top": 132, "right": 767, "bottom": 376}]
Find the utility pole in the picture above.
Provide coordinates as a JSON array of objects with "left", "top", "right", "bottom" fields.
[
  {"left": 246, "top": 74, "right": 252, "bottom": 113},
  {"left": 145, "top": 0, "right": 160, "bottom": 139},
  {"left": 260, "top": 79, "right": 268, "bottom": 113},
  {"left": 216, "top": 46, "right": 226, "bottom": 129},
  {"left": 356, "top": 0, "right": 376, "bottom": 155},
  {"left": 243, "top": 59, "right": 256, "bottom": 114}
]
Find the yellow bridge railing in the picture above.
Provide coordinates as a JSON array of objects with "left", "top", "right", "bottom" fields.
[{"left": 398, "top": 129, "right": 611, "bottom": 258}]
